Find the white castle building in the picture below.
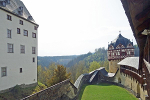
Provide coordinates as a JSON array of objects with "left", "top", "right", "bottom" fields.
[{"left": 0, "top": 0, "right": 38, "bottom": 92}]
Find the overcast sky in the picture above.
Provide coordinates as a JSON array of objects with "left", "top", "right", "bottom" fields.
[{"left": 22, "top": 0, "right": 136, "bottom": 56}]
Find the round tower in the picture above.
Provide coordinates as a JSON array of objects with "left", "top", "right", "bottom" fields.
[{"left": 108, "top": 32, "right": 134, "bottom": 73}]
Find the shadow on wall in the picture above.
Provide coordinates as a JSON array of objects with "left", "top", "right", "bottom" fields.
[{"left": 118, "top": 78, "right": 121, "bottom": 83}]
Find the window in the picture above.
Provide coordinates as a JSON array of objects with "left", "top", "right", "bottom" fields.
[
  {"left": 32, "top": 33, "right": 36, "bottom": 38},
  {"left": 131, "top": 52, "right": 134, "bottom": 55},
  {"left": 34, "top": 26, "right": 37, "bottom": 30},
  {"left": 7, "top": 43, "right": 13, "bottom": 53},
  {"left": 7, "top": 15, "right": 11, "bottom": 20},
  {"left": 33, "top": 57, "right": 35, "bottom": 62},
  {"left": 1, "top": 67, "right": 7, "bottom": 77},
  {"left": 19, "top": 6, "right": 23, "bottom": 11},
  {"left": 2, "top": 1, "right": 6, "bottom": 7},
  {"left": 6, "top": 0, "right": 10, "bottom": 4},
  {"left": 18, "top": 7, "right": 23, "bottom": 15},
  {"left": 7, "top": 29, "right": 11, "bottom": 38},
  {"left": 24, "top": 30, "right": 28, "bottom": 36},
  {"left": 20, "top": 45, "right": 25, "bottom": 54},
  {"left": 32, "top": 47, "right": 36, "bottom": 54},
  {"left": 20, "top": 20, "right": 23, "bottom": 25},
  {"left": 17, "top": 28, "right": 20, "bottom": 34},
  {"left": 20, "top": 68, "right": 22, "bottom": 73},
  {"left": 28, "top": 16, "right": 33, "bottom": 20},
  {"left": 18, "top": 11, "right": 23, "bottom": 15}
]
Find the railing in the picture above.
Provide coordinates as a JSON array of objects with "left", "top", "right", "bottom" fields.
[
  {"left": 21, "top": 79, "right": 77, "bottom": 100},
  {"left": 120, "top": 68, "right": 144, "bottom": 84},
  {"left": 121, "top": 66, "right": 138, "bottom": 74},
  {"left": 143, "top": 59, "right": 150, "bottom": 100}
]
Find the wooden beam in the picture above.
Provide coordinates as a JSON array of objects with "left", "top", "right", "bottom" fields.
[
  {"left": 136, "top": 19, "right": 150, "bottom": 32},
  {"left": 135, "top": 7, "right": 150, "bottom": 22}
]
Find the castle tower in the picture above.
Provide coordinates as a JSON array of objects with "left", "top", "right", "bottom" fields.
[{"left": 108, "top": 32, "right": 134, "bottom": 73}]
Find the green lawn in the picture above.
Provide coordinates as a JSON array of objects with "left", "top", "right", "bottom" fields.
[{"left": 79, "top": 83, "right": 138, "bottom": 100}]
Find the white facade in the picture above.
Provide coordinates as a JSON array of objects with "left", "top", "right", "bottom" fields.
[{"left": 0, "top": 0, "right": 38, "bottom": 91}]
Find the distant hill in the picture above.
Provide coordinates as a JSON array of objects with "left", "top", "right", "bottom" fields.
[
  {"left": 38, "top": 45, "right": 139, "bottom": 68},
  {"left": 38, "top": 55, "right": 78, "bottom": 67},
  {"left": 84, "top": 47, "right": 107, "bottom": 64},
  {"left": 66, "top": 47, "right": 108, "bottom": 68},
  {"left": 66, "top": 52, "right": 93, "bottom": 67},
  {"left": 66, "top": 45, "right": 139, "bottom": 68}
]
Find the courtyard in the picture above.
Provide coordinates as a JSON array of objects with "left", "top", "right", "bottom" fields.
[{"left": 79, "top": 83, "right": 138, "bottom": 100}]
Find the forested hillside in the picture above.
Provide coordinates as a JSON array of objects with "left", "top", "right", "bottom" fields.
[
  {"left": 66, "top": 47, "right": 107, "bottom": 67},
  {"left": 66, "top": 52, "right": 92, "bottom": 67},
  {"left": 67, "top": 47, "right": 109, "bottom": 83},
  {"left": 67, "top": 45, "right": 139, "bottom": 83},
  {"left": 37, "top": 45, "right": 139, "bottom": 84},
  {"left": 38, "top": 55, "right": 78, "bottom": 67},
  {"left": 37, "top": 45, "right": 139, "bottom": 68}
]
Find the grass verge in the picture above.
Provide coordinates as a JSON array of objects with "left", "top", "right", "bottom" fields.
[{"left": 79, "top": 83, "right": 138, "bottom": 100}]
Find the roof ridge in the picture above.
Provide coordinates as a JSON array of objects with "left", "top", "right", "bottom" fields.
[{"left": 108, "top": 34, "right": 133, "bottom": 49}]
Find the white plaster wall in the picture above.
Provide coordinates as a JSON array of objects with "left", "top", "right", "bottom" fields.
[{"left": 0, "top": 9, "right": 38, "bottom": 91}]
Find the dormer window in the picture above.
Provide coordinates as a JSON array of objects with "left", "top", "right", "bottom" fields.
[
  {"left": 18, "top": 11, "right": 23, "bottom": 15},
  {"left": 18, "top": 6, "right": 23, "bottom": 15},
  {"left": 127, "top": 43, "right": 133, "bottom": 48},
  {"left": 1, "top": 1, "right": 6, "bottom": 7},
  {"left": 19, "top": 6, "right": 23, "bottom": 11},
  {"left": 28, "top": 16, "right": 33, "bottom": 20},
  {"left": 6, "top": 0, "right": 10, "bottom": 4}
]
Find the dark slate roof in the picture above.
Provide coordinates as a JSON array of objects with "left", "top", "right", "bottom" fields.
[
  {"left": 108, "top": 34, "right": 133, "bottom": 49},
  {"left": 89, "top": 70, "right": 98, "bottom": 83},
  {"left": 0, "top": 0, "right": 38, "bottom": 25},
  {"left": 118, "top": 57, "right": 139, "bottom": 69},
  {"left": 99, "top": 67, "right": 115, "bottom": 77},
  {"left": 74, "top": 73, "right": 89, "bottom": 88}
]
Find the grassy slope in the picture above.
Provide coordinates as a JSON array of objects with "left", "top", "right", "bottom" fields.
[
  {"left": 0, "top": 82, "right": 47, "bottom": 100},
  {"left": 0, "top": 85, "right": 36, "bottom": 100},
  {"left": 79, "top": 83, "right": 138, "bottom": 100}
]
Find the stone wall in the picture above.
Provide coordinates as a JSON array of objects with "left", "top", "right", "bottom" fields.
[
  {"left": 74, "top": 73, "right": 90, "bottom": 100},
  {"left": 98, "top": 67, "right": 119, "bottom": 82},
  {"left": 21, "top": 67, "right": 148, "bottom": 100},
  {"left": 21, "top": 79, "right": 77, "bottom": 100},
  {"left": 106, "top": 67, "right": 148, "bottom": 100},
  {"left": 21, "top": 71, "right": 92, "bottom": 100},
  {"left": 118, "top": 73, "right": 147, "bottom": 100},
  {"left": 97, "top": 67, "right": 148, "bottom": 100},
  {"left": 109, "top": 60, "right": 120, "bottom": 73}
]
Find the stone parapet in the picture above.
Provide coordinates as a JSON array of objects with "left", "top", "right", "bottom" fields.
[{"left": 21, "top": 79, "right": 77, "bottom": 100}]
